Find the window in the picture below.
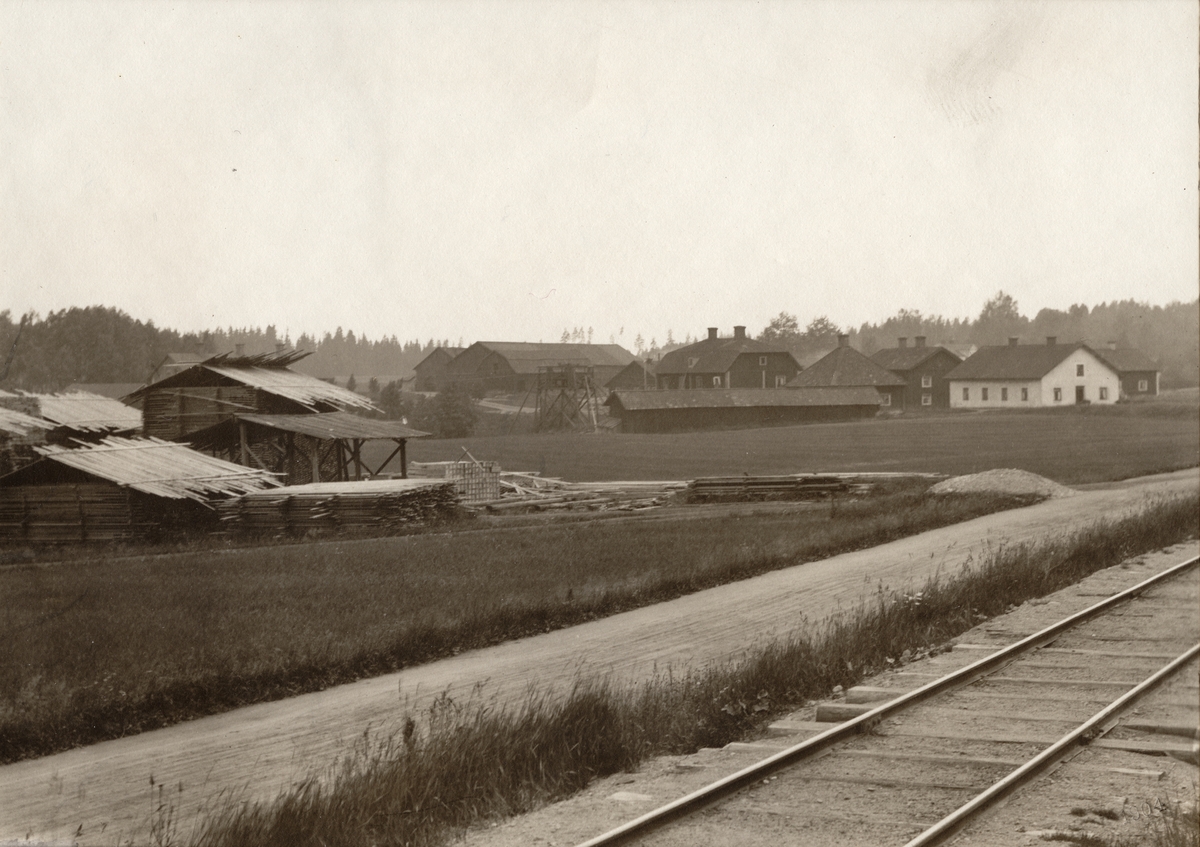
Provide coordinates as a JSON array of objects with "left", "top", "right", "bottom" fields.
[
  {"left": 962, "top": 387, "right": 970, "bottom": 401},
  {"left": 1001, "top": 387, "right": 1008, "bottom": 401},
  {"left": 880, "top": 393, "right": 891, "bottom": 406},
  {"left": 1021, "top": 387, "right": 1028, "bottom": 401},
  {"left": 981, "top": 387, "right": 989, "bottom": 401},
  {"left": 1053, "top": 388, "right": 1062, "bottom": 402},
  {"left": 759, "top": 356, "right": 768, "bottom": 366},
  {"left": 921, "top": 393, "right": 932, "bottom": 406},
  {"left": 687, "top": 357, "right": 699, "bottom": 369},
  {"left": 712, "top": 376, "right": 722, "bottom": 387},
  {"left": 1138, "top": 379, "right": 1148, "bottom": 392},
  {"left": 775, "top": 375, "right": 787, "bottom": 387},
  {"left": 921, "top": 375, "right": 932, "bottom": 388},
  {"left": 1099, "top": 387, "right": 1108, "bottom": 400},
  {"left": 1076, "top": 364, "right": 1084, "bottom": 377}
]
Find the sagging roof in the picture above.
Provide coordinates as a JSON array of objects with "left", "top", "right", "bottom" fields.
[
  {"left": 231, "top": 412, "right": 428, "bottom": 441},
  {"left": 606, "top": 387, "right": 881, "bottom": 411},
  {"left": 1093, "top": 347, "right": 1158, "bottom": 374},
  {"left": 789, "top": 346, "right": 907, "bottom": 388},
  {"left": 471, "top": 342, "right": 636, "bottom": 373},
  {"left": 656, "top": 336, "right": 793, "bottom": 376},
  {"left": 870, "top": 346, "right": 961, "bottom": 372},
  {"left": 128, "top": 351, "right": 379, "bottom": 413},
  {"left": 26, "top": 391, "right": 143, "bottom": 433},
  {"left": 946, "top": 342, "right": 1109, "bottom": 381},
  {"left": 0, "top": 406, "right": 51, "bottom": 437},
  {"left": 15, "top": 437, "right": 280, "bottom": 502}
]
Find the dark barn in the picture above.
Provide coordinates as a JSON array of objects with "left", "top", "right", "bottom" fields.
[
  {"left": 870, "top": 336, "right": 963, "bottom": 409},
  {"left": 654, "top": 326, "right": 800, "bottom": 390},
  {"left": 444, "top": 342, "right": 636, "bottom": 395},
  {"left": 605, "top": 387, "right": 881, "bottom": 433},
  {"left": 412, "top": 346, "right": 465, "bottom": 392},
  {"left": 789, "top": 335, "right": 907, "bottom": 409}
]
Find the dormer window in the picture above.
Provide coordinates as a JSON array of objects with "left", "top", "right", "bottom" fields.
[{"left": 688, "top": 357, "right": 699, "bottom": 369}]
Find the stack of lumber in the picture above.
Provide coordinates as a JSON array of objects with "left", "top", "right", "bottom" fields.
[
  {"left": 470, "top": 473, "right": 687, "bottom": 514},
  {"left": 218, "top": 479, "right": 459, "bottom": 537},
  {"left": 685, "top": 474, "right": 851, "bottom": 503},
  {"left": 0, "top": 483, "right": 148, "bottom": 543}
]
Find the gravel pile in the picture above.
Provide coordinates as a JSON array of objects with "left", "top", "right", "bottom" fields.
[{"left": 928, "top": 468, "right": 1077, "bottom": 499}]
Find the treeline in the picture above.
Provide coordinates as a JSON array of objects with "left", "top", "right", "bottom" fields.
[
  {"left": 0, "top": 307, "right": 455, "bottom": 392},
  {"left": 756, "top": 293, "right": 1198, "bottom": 389}
]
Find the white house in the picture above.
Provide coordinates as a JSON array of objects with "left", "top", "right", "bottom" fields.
[{"left": 945, "top": 337, "right": 1120, "bottom": 409}]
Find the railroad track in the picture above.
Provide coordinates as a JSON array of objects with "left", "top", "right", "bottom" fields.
[{"left": 576, "top": 555, "right": 1200, "bottom": 847}]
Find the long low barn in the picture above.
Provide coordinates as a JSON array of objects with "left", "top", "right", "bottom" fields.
[{"left": 605, "top": 387, "right": 881, "bottom": 433}]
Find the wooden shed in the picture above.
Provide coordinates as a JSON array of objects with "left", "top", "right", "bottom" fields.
[
  {"left": 127, "top": 350, "right": 378, "bottom": 441},
  {"left": 0, "top": 437, "right": 279, "bottom": 543}
]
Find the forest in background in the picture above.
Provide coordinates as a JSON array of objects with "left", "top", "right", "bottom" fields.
[{"left": 0, "top": 292, "right": 1196, "bottom": 393}]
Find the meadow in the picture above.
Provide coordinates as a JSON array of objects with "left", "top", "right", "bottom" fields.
[
  {"left": 0, "top": 484, "right": 1037, "bottom": 763},
  {"left": 192, "top": 493, "right": 1200, "bottom": 847},
  {"left": 394, "top": 402, "right": 1199, "bottom": 484}
]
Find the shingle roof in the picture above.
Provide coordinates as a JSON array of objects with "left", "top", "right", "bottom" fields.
[
  {"left": 26, "top": 391, "right": 143, "bottom": 433},
  {"left": 656, "top": 337, "right": 793, "bottom": 376},
  {"left": 129, "top": 353, "right": 379, "bottom": 413},
  {"left": 870, "top": 346, "right": 960, "bottom": 372},
  {"left": 607, "top": 387, "right": 881, "bottom": 411},
  {"left": 945, "top": 343, "right": 1102, "bottom": 381},
  {"left": 1092, "top": 347, "right": 1158, "bottom": 374},
  {"left": 789, "top": 346, "right": 907, "bottom": 388},
  {"left": 476, "top": 342, "right": 636, "bottom": 373},
  {"left": 0, "top": 406, "right": 50, "bottom": 437},
  {"left": 28, "top": 437, "right": 280, "bottom": 502}
]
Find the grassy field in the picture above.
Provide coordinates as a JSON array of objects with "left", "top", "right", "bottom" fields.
[
  {"left": 192, "top": 493, "right": 1200, "bottom": 847},
  {"left": 393, "top": 403, "right": 1199, "bottom": 484},
  {"left": 0, "top": 484, "right": 1038, "bottom": 763}
]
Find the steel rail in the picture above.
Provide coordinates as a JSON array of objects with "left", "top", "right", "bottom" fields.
[
  {"left": 573, "top": 554, "right": 1199, "bottom": 847},
  {"left": 903, "top": 641, "right": 1200, "bottom": 847}
]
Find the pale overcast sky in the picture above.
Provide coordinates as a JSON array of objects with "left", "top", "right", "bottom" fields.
[{"left": 2, "top": 1, "right": 1196, "bottom": 347}]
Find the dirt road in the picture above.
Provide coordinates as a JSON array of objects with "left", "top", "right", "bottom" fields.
[{"left": 1, "top": 469, "right": 1195, "bottom": 846}]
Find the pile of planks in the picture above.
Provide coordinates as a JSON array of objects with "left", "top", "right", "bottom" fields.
[
  {"left": 684, "top": 472, "right": 946, "bottom": 504},
  {"left": 0, "top": 483, "right": 150, "bottom": 543},
  {"left": 217, "top": 479, "right": 460, "bottom": 537},
  {"left": 468, "top": 472, "right": 687, "bottom": 515}
]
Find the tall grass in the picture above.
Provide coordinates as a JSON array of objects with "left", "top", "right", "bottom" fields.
[
  {"left": 192, "top": 493, "right": 1199, "bottom": 847},
  {"left": 0, "top": 484, "right": 1037, "bottom": 763}
]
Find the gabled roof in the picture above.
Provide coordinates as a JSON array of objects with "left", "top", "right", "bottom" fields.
[
  {"left": 10, "top": 437, "right": 280, "bottom": 502},
  {"left": 945, "top": 343, "right": 1110, "bottom": 381},
  {"left": 606, "top": 387, "right": 881, "bottom": 411},
  {"left": 25, "top": 391, "right": 143, "bottom": 433},
  {"left": 789, "top": 346, "right": 907, "bottom": 388},
  {"left": 656, "top": 336, "right": 794, "bottom": 376},
  {"left": 472, "top": 342, "right": 636, "bottom": 373},
  {"left": 1092, "top": 347, "right": 1158, "bottom": 374},
  {"left": 870, "top": 346, "right": 961, "bottom": 372},
  {"left": 413, "top": 347, "right": 466, "bottom": 370},
  {"left": 129, "top": 351, "right": 379, "bottom": 413}
]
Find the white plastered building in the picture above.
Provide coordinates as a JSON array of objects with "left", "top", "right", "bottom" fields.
[{"left": 946, "top": 337, "right": 1120, "bottom": 409}]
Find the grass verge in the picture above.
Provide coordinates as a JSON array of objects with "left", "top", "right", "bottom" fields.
[
  {"left": 1, "top": 483, "right": 1036, "bottom": 763},
  {"left": 190, "top": 492, "right": 1198, "bottom": 847}
]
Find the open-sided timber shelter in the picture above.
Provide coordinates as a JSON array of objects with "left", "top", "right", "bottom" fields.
[
  {"left": 126, "top": 350, "right": 427, "bottom": 485},
  {"left": 0, "top": 437, "right": 279, "bottom": 543},
  {"left": 187, "top": 411, "right": 430, "bottom": 486}
]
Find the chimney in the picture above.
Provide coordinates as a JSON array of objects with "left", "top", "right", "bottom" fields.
[
  {"left": 707, "top": 327, "right": 718, "bottom": 341},
  {"left": 915, "top": 336, "right": 926, "bottom": 348},
  {"left": 733, "top": 325, "right": 746, "bottom": 340},
  {"left": 898, "top": 337, "right": 908, "bottom": 348},
  {"left": 235, "top": 343, "right": 245, "bottom": 357},
  {"left": 1107, "top": 340, "right": 1117, "bottom": 350},
  {"left": 837, "top": 334, "right": 849, "bottom": 347},
  {"left": 1008, "top": 337, "right": 1019, "bottom": 347},
  {"left": 1046, "top": 336, "right": 1057, "bottom": 346}
]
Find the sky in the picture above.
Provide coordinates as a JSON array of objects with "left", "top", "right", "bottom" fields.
[{"left": 2, "top": 0, "right": 1196, "bottom": 348}]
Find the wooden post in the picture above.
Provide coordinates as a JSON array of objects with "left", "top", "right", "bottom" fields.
[
  {"left": 311, "top": 437, "right": 322, "bottom": 483},
  {"left": 399, "top": 439, "right": 407, "bottom": 478},
  {"left": 352, "top": 439, "right": 363, "bottom": 480},
  {"left": 239, "top": 421, "right": 250, "bottom": 466}
]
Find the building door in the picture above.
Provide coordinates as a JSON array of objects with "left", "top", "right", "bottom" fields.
[{"left": 1075, "top": 386, "right": 1085, "bottom": 403}]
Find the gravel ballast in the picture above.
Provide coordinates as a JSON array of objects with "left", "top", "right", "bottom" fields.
[{"left": 928, "top": 468, "right": 1077, "bottom": 499}]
